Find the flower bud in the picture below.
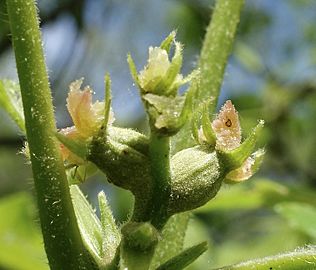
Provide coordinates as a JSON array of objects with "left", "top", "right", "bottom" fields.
[
  {"left": 168, "top": 146, "right": 224, "bottom": 215},
  {"left": 128, "top": 32, "right": 198, "bottom": 136}
]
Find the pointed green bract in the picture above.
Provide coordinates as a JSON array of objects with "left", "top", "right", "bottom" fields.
[
  {"left": 70, "top": 186, "right": 121, "bottom": 267},
  {"left": 55, "top": 132, "right": 88, "bottom": 160},
  {"left": 104, "top": 73, "right": 112, "bottom": 129},
  {"left": 201, "top": 102, "right": 216, "bottom": 146},
  {"left": 217, "top": 120, "right": 264, "bottom": 172},
  {"left": 160, "top": 31, "right": 176, "bottom": 52},
  {"left": 155, "top": 241, "right": 208, "bottom": 270},
  {"left": 127, "top": 53, "right": 141, "bottom": 89},
  {"left": 98, "top": 191, "right": 121, "bottom": 260}
]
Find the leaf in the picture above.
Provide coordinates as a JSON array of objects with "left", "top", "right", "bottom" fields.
[
  {"left": 0, "top": 79, "right": 25, "bottom": 133},
  {"left": 70, "top": 185, "right": 120, "bottom": 267},
  {"left": 98, "top": 191, "right": 121, "bottom": 259},
  {"left": 149, "top": 213, "right": 190, "bottom": 269},
  {"left": 155, "top": 241, "right": 208, "bottom": 270},
  {"left": 275, "top": 202, "right": 316, "bottom": 239},
  {"left": 195, "top": 179, "right": 316, "bottom": 213},
  {"left": 0, "top": 192, "right": 48, "bottom": 270},
  {"left": 215, "top": 245, "right": 316, "bottom": 270}
]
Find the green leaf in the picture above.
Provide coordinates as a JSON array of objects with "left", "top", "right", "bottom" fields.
[
  {"left": 70, "top": 185, "right": 120, "bottom": 267},
  {"left": 150, "top": 213, "right": 190, "bottom": 269},
  {"left": 156, "top": 241, "right": 208, "bottom": 270},
  {"left": 275, "top": 202, "right": 316, "bottom": 239},
  {"left": 0, "top": 79, "right": 25, "bottom": 133},
  {"left": 0, "top": 192, "right": 48, "bottom": 270},
  {"left": 215, "top": 245, "right": 316, "bottom": 270}
]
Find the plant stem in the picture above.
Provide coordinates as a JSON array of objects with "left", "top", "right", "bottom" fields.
[
  {"left": 216, "top": 246, "right": 316, "bottom": 270},
  {"left": 6, "top": 0, "right": 96, "bottom": 269},
  {"left": 172, "top": 0, "right": 244, "bottom": 152},
  {"left": 198, "top": 0, "right": 244, "bottom": 113},
  {"left": 148, "top": 132, "right": 171, "bottom": 230}
]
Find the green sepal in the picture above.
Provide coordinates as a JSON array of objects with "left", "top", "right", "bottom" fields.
[
  {"left": 201, "top": 102, "right": 216, "bottom": 146},
  {"left": 217, "top": 120, "right": 264, "bottom": 172},
  {"left": 55, "top": 132, "right": 88, "bottom": 160},
  {"left": 70, "top": 185, "right": 120, "bottom": 268},
  {"left": 127, "top": 53, "right": 141, "bottom": 89},
  {"left": 224, "top": 148, "right": 265, "bottom": 184},
  {"left": 155, "top": 241, "right": 208, "bottom": 270},
  {"left": 160, "top": 31, "right": 176, "bottom": 52},
  {"left": 168, "top": 146, "right": 224, "bottom": 214},
  {"left": 0, "top": 79, "right": 25, "bottom": 133},
  {"left": 103, "top": 73, "right": 112, "bottom": 129},
  {"left": 143, "top": 87, "right": 193, "bottom": 136}
]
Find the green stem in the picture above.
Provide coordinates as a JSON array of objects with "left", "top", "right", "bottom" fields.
[
  {"left": 172, "top": 0, "right": 244, "bottom": 152},
  {"left": 6, "top": 0, "right": 96, "bottom": 269},
  {"left": 216, "top": 246, "right": 316, "bottom": 270},
  {"left": 198, "top": 0, "right": 244, "bottom": 113},
  {"left": 149, "top": 132, "right": 171, "bottom": 230}
]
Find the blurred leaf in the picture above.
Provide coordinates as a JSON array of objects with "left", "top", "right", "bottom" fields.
[
  {"left": 150, "top": 213, "right": 190, "bottom": 269},
  {"left": 156, "top": 241, "right": 207, "bottom": 270},
  {"left": 234, "top": 42, "right": 264, "bottom": 73},
  {"left": 196, "top": 179, "right": 316, "bottom": 213},
  {"left": 0, "top": 192, "right": 48, "bottom": 270},
  {"left": 184, "top": 218, "right": 213, "bottom": 270},
  {"left": 216, "top": 245, "right": 316, "bottom": 270},
  {"left": 275, "top": 202, "right": 316, "bottom": 239},
  {"left": 0, "top": 80, "right": 25, "bottom": 133}
]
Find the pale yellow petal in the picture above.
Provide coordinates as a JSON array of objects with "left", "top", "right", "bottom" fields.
[
  {"left": 212, "top": 100, "right": 241, "bottom": 151},
  {"left": 67, "top": 79, "right": 105, "bottom": 138}
]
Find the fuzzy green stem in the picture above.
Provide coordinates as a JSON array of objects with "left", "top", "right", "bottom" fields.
[
  {"left": 216, "top": 246, "right": 316, "bottom": 270},
  {"left": 149, "top": 132, "right": 171, "bottom": 230},
  {"left": 6, "top": 0, "right": 96, "bottom": 269},
  {"left": 198, "top": 0, "right": 244, "bottom": 113}
]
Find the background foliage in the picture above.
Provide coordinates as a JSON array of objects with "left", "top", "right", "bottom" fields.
[{"left": 0, "top": 0, "right": 316, "bottom": 269}]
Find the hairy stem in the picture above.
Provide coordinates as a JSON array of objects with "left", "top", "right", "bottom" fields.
[
  {"left": 198, "top": 0, "right": 245, "bottom": 113},
  {"left": 6, "top": 0, "right": 96, "bottom": 269},
  {"left": 216, "top": 246, "right": 316, "bottom": 270},
  {"left": 149, "top": 132, "right": 171, "bottom": 230}
]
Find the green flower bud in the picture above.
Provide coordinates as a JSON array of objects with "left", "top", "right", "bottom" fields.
[
  {"left": 88, "top": 126, "right": 151, "bottom": 192},
  {"left": 121, "top": 222, "right": 159, "bottom": 251},
  {"left": 168, "top": 146, "right": 224, "bottom": 214},
  {"left": 128, "top": 32, "right": 198, "bottom": 136}
]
